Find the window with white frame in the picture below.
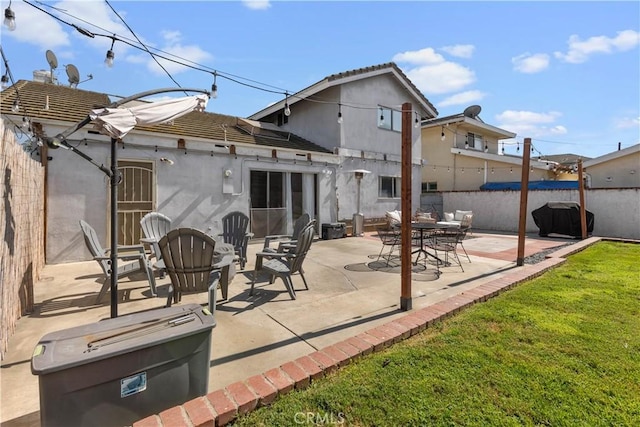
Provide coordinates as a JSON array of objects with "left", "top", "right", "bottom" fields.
[
  {"left": 379, "top": 176, "right": 401, "bottom": 198},
  {"left": 421, "top": 182, "right": 437, "bottom": 193},
  {"left": 467, "top": 132, "right": 483, "bottom": 150},
  {"left": 378, "top": 106, "right": 402, "bottom": 132}
]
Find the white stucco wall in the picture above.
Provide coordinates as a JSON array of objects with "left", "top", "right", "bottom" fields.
[
  {"left": 44, "top": 126, "right": 338, "bottom": 264},
  {"left": 442, "top": 188, "right": 639, "bottom": 239}
]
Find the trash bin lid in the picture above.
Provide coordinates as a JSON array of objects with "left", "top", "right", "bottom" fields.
[{"left": 31, "top": 304, "right": 215, "bottom": 375}]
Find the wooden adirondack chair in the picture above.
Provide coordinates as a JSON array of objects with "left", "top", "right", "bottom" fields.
[
  {"left": 79, "top": 220, "right": 157, "bottom": 304},
  {"left": 262, "top": 213, "right": 311, "bottom": 252},
  {"left": 251, "top": 223, "right": 315, "bottom": 300},
  {"left": 217, "top": 211, "right": 253, "bottom": 270},
  {"left": 140, "top": 212, "right": 172, "bottom": 261},
  {"left": 158, "top": 228, "right": 222, "bottom": 314}
]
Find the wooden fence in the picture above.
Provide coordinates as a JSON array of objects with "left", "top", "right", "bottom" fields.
[{"left": 0, "top": 120, "right": 45, "bottom": 360}]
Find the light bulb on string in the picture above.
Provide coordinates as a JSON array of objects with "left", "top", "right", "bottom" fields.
[
  {"left": 484, "top": 144, "right": 488, "bottom": 153},
  {"left": 11, "top": 99, "right": 19, "bottom": 112},
  {"left": 104, "top": 36, "right": 116, "bottom": 68},
  {"left": 4, "top": 2, "right": 16, "bottom": 31},
  {"left": 440, "top": 126, "right": 445, "bottom": 141},
  {"left": 211, "top": 72, "right": 218, "bottom": 99},
  {"left": 284, "top": 92, "right": 291, "bottom": 117},
  {"left": 414, "top": 112, "right": 419, "bottom": 128},
  {"left": 1, "top": 73, "right": 8, "bottom": 89},
  {"left": 379, "top": 107, "right": 384, "bottom": 125},
  {"left": 337, "top": 104, "right": 343, "bottom": 124}
]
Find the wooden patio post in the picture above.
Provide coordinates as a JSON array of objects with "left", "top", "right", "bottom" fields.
[
  {"left": 516, "top": 138, "right": 531, "bottom": 266},
  {"left": 578, "top": 158, "right": 587, "bottom": 239},
  {"left": 400, "top": 102, "right": 412, "bottom": 311}
]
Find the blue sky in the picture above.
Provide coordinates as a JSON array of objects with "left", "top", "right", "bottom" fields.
[{"left": 1, "top": 0, "right": 639, "bottom": 159}]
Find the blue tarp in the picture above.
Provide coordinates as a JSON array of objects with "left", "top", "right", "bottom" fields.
[{"left": 480, "top": 181, "right": 579, "bottom": 191}]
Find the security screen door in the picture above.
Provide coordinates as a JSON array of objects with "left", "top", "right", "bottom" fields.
[{"left": 115, "top": 159, "right": 154, "bottom": 246}]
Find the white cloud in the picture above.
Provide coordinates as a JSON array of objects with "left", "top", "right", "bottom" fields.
[
  {"left": 496, "top": 110, "right": 566, "bottom": 137},
  {"left": 512, "top": 53, "right": 550, "bottom": 73},
  {"left": 403, "top": 63, "right": 476, "bottom": 95},
  {"left": 441, "top": 44, "right": 475, "bottom": 59},
  {"left": 242, "top": 0, "right": 272, "bottom": 10},
  {"left": 394, "top": 48, "right": 476, "bottom": 95},
  {"left": 392, "top": 48, "right": 445, "bottom": 65},
  {"left": 554, "top": 29, "right": 640, "bottom": 64},
  {"left": 438, "top": 90, "right": 486, "bottom": 107},
  {"left": 145, "top": 32, "right": 213, "bottom": 75},
  {"left": 3, "top": 1, "right": 70, "bottom": 49},
  {"left": 614, "top": 116, "right": 640, "bottom": 129}
]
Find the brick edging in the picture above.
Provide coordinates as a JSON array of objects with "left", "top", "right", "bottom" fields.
[{"left": 133, "top": 240, "right": 597, "bottom": 427}]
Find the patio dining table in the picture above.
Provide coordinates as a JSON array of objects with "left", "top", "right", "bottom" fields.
[{"left": 410, "top": 222, "right": 450, "bottom": 267}]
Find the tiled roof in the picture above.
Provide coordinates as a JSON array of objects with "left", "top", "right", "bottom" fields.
[
  {"left": 325, "top": 62, "right": 438, "bottom": 117},
  {"left": 0, "top": 80, "right": 331, "bottom": 154}
]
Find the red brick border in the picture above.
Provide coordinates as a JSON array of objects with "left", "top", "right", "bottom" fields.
[{"left": 133, "top": 239, "right": 598, "bottom": 427}]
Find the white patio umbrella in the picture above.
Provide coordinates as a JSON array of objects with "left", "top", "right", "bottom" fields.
[
  {"left": 47, "top": 89, "right": 210, "bottom": 318},
  {"left": 89, "top": 94, "right": 208, "bottom": 139}
]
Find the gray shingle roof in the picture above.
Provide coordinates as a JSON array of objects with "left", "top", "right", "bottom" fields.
[{"left": 0, "top": 80, "right": 331, "bottom": 154}]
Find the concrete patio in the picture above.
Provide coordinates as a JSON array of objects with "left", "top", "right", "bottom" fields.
[{"left": 0, "top": 230, "right": 575, "bottom": 426}]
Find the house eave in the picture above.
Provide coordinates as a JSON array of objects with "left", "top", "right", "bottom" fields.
[
  {"left": 583, "top": 143, "right": 640, "bottom": 168},
  {"left": 426, "top": 116, "right": 515, "bottom": 140},
  {"left": 451, "top": 147, "right": 549, "bottom": 169}
]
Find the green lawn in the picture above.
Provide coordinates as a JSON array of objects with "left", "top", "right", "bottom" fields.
[{"left": 232, "top": 241, "right": 640, "bottom": 426}]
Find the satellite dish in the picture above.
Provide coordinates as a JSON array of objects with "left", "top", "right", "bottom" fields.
[
  {"left": 46, "top": 50, "right": 58, "bottom": 70},
  {"left": 44, "top": 50, "right": 58, "bottom": 84},
  {"left": 66, "top": 64, "right": 80, "bottom": 87},
  {"left": 463, "top": 105, "right": 482, "bottom": 119}
]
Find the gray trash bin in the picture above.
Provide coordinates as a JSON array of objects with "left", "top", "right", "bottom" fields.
[{"left": 31, "top": 304, "right": 215, "bottom": 427}]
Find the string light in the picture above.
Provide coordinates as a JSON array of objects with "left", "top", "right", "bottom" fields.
[
  {"left": 484, "top": 144, "right": 488, "bottom": 153},
  {"left": 211, "top": 72, "right": 218, "bottom": 99},
  {"left": 379, "top": 107, "right": 384, "bottom": 125},
  {"left": 104, "top": 36, "right": 116, "bottom": 68},
  {"left": 440, "top": 126, "right": 445, "bottom": 141},
  {"left": 337, "top": 103, "right": 343, "bottom": 124},
  {"left": 1, "top": 73, "right": 8, "bottom": 89},
  {"left": 11, "top": 99, "right": 19, "bottom": 112},
  {"left": 414, "top": 112, "right": 419, "bottom": 128},
  {"left": 4, "top": 1, "right": 15, "bottom": 31},
  {"left": 284, "top": 92, "right": 291, "bottom": 117}
]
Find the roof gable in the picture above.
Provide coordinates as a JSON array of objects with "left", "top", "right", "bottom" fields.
[{"left": 249, "top": 62, "right": 438, "bottom": 120}]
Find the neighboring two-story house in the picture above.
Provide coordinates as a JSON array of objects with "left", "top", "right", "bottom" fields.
[
  {"left": 249, "top": 62, "right": 438, "bottom": 223},
  {"left": 419, "top": 106, "right": 582, "bottom": 192}
]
